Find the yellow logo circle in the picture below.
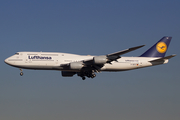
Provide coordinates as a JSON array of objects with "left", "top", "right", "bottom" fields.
[{"left": 156, "top": 42, "right": 167, "bottom": 53}]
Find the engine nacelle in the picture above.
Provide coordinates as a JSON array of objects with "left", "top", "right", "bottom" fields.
[
  {"left": 61, "top": 71, "right": 76, "bottom": 77},
  {"left": 69, "top": 62, "right": 83, "bottom": 70},
  {"left": 93, "top": 56, "right": 107, "bottom": 64}
]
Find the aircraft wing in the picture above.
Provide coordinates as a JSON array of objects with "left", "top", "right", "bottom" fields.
[
  {"left": 84, "top": 45, "right": 145, "bottom": 64},
  {"left": 107, "top": 45, "right": 145, "bottom": 57},
  {"left": 60, "top": 45, "right": 145, "bottom": 70}
]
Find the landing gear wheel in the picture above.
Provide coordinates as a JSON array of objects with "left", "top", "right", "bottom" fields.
[
  {"left": 91, "top": 74, "right": 96, "bottom": 78},
  {"left": 82, "top": 77, "right": 86, "bottom": 80},
  {"left": 19, "top": 68, "right": 23, "bottom": 76},
  {"left": 20, "top": 72, "right": 23, "bottom": 76}
]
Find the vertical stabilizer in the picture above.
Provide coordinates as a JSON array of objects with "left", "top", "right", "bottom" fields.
[{"left": 140, "top": 37, "right": 172, "bottom": 57}]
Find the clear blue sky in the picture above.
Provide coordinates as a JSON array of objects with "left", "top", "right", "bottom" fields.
[{"left": 0, "top": 0, "right": 180, "bottom": 120}]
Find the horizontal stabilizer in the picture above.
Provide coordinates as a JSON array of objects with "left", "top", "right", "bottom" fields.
[{"left": 149, "top": 54, "right": 176, "bottom": 62}]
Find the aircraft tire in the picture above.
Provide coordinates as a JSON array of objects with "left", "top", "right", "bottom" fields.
[
  {"left": 91, "top": 74, "right": 96, "bottom": 78},
  {"left": 20, "top": 72, "right": 23, "bottom": 76},
  {"left": 82, "top": 77, "right": 86, "bottom": 80}
]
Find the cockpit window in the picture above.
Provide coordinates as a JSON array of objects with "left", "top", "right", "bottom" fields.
[{"left": 15, "top": 53, "right": 19, "bottom": 55}]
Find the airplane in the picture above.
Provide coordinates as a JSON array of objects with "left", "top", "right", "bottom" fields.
[{"left": 4, "top": 36, "right": 176, "bottom": 80}]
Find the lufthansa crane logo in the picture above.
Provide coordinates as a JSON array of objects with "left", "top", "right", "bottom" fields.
[{"left": 156, "top": 42, "right": 167, "bottom": 53}]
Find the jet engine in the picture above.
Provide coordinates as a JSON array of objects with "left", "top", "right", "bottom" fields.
[
  {"left": 69, "top": 62, "right": 84, "bottom": 70},
  {"left": 93, "top": 56, "right": 107, "bottom": 64},
  {"left": 61, "top": 71, "right": 76, "bottom": 77}
]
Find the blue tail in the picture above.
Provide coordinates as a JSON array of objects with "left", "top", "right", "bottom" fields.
[{"left": 140, "top": 36, "right": 172, "bottom": 57}]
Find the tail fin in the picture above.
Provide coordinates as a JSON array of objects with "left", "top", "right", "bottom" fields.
[{"left": 140, "top": 36, "right": 172, "bottom": 57}]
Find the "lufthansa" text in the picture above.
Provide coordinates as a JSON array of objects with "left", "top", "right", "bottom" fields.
[{"left": 28, "top": 56, "right": 52, "bottom": 60}]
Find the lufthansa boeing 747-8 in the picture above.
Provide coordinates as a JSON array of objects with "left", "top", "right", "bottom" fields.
[{"left": 5, "top": 37, "right": 176, "bottom": 80}]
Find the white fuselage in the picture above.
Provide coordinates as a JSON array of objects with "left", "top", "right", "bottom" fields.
[{"left": 4, "top": 52, "right": 168, "bottom": 72}]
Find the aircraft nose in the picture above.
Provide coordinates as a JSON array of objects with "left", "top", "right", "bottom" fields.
[
  {"left": 4, "top": 58, "right": 9, "bottom": 64},
  {"left": 4, "top": 57, "right": 12, "bottom": 65}
]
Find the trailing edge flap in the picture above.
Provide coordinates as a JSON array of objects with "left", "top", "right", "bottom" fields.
[
  {"left": 107, "top": 45, "right": 145, "bottom": 57},
  {"left": 149, "top": 54, "right": 176, "bottom": 62}
]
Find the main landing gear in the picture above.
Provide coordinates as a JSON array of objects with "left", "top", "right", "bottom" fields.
[
  {"left": 82, "top": 76, "right": 86, "bottom": 80},
  {"left": 78, "top": 71, "right": 97, "bottom": 80},
  {"left": 19, "top": 68, "right": 23, "bottom": 76}
]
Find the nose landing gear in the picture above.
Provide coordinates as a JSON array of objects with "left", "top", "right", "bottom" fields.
[{"left": 19, "top": 68, "right": 23, "bottom": 76}]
